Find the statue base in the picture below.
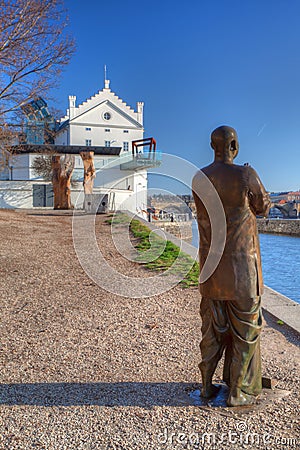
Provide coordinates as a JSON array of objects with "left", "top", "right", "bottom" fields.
[{"left": 179, "top": 383, "right": 291, "bottom": 416}]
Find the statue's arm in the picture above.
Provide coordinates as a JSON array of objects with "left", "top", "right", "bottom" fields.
[{"left": 247, "top": 167, "right": 271, "bottom": 217}]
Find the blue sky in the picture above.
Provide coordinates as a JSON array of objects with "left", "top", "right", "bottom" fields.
[{"left": 53, "top": 0, "right": 300, "bottom": 192}]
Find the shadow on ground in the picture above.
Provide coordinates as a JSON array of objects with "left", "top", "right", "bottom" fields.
[
  {"left": 0, "top": 382, "right": 290, "bottom": 415},
  {"left": 0, "top": 382, "right": 200, "bottom": 407},
  {"left": 263, "top": 310, "right": 300, "bottom": 346}
]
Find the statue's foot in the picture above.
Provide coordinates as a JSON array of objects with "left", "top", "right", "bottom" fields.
[
  {"left": 227, "top": 391, "right": 257, "bottom": 407},
  {"left": 201, "top": 384, "right": 220, "bottom": 399}
]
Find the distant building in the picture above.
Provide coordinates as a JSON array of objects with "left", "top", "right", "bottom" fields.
[
  {"left": 269, "top": 192, "right": 289, "bottom": 204},
  {"left": 268, "top": 190, "right": 300, "bottom": 218},
  {"left": 287, "top": 191, "right": 300, "bottom": 202}
]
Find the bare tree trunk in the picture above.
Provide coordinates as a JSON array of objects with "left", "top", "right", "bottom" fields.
[
  {"left": 80, "top": 151, "right": 96, "bottom": 210},
  {"left": 51, "top": 154, "right": 75, "bottom": 209},
  {"left": 52, "top": 156, "right": 61, "bottom": 209},
  {"left": 80, "top": 151, "right": 96, "bottom": 194}
]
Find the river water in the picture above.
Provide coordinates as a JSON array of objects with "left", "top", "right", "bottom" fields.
[{"left": 191, "top": 221, "right": 300, "bottom": 304}]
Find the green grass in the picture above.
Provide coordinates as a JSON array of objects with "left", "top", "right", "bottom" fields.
[
  {"left": 129, "top": 218, "right": 199, "bottom": 288},
  {"left": 105, "top": 212, "right": 130, "bottom": 225},
  {"left": 105, "top": 212, "right": 199, "bottom": 287}
]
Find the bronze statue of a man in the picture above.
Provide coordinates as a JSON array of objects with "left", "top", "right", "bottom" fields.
[{"left": 192, "top": 126, "right": 270, "bottom": 406}]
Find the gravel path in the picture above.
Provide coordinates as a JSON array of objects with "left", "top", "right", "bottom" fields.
[{"left": 0, "top": 210, "right": 299, "bottom": 450}]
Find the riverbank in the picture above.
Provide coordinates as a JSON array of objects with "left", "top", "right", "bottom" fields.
[
  {"left": 257, "top": 218, "right": 300, "bottom": 236},
  {"left": 152, "top": 217, "right": 300, "bottom": 241},
  {"left": 0, "top": 210, "right": 299, "bottom": 449},
  {"left": 150, "top": 219, "right": 193, "bottom": 241}
]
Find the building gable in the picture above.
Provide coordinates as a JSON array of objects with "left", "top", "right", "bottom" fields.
[
  {"left": 59, "top": 83, "right": 144, "bottom": 129},
  {"left": 71, "top": 100, "right": 143, "bottom": 129}
]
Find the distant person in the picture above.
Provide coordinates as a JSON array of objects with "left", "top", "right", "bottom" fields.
[{"left": 192, "top": 125, "right": 270, "bottom": 406}]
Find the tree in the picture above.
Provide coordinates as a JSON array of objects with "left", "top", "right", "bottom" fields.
[
  {"left": 31, "top": 154, "right": 53, "bottom": 181},
  {"left": 80, "top": 151, "right": 96, "bottom": 195},
  {"left": 32, "top": 153, "right": 83, "bottom": 209},
  {"left": 52, "top": 154, "right": 75, "bottom": 209},
  {"left": 0, "top": 0, "right": 75, "bottom": 120},
  {"left": 0, "top": 0, "right": 75, "bottom": 207}
]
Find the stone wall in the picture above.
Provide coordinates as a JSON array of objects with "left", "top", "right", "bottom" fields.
[
  {"left": 152, "top": 220, "right": 193, "bottom": 241},
  {"left": 257, "top": 218, "right": 300, "bottom": 236}
]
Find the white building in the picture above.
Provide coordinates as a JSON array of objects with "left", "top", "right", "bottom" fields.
[
  {"left": 0, "top": 79, "right": 159, "bottom": 213},
  {"left": 56, "top": 79, "right": 144, "bottom": 149}
]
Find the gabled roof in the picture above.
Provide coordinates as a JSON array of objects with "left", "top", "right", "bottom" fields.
[
  {"left": 59, "top": 85, "right": 143, "bottom": 128},
  {"left": 57, "top": 99, "right": 143, "bottom": 133}
]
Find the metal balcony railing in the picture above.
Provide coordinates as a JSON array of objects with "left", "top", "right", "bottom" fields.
[{"left": 120, "top": 150, "right": 162, "bottom": 170}]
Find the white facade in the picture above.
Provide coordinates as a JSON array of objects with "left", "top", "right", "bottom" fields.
[
  {"left": 56, "top": 80, "right": 144, "bottom": 150},
  {"left": 0, "top": 80, "right": 149, "bottom": 216},
  {"left": 55, "top": 79, "right": 147, "bottom": 214}
]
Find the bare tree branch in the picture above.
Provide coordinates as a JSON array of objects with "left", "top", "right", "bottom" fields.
[{"left": 0, "top": 0, "right": 75, "bottom": 117}]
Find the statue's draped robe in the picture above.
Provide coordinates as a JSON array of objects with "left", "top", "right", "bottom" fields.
[{"left": 192, "top": 163, "right": 270, "bottom": 396}]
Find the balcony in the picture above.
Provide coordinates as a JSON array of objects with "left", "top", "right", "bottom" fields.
[
  {"left": 120, "top": 151, "right": 162, "bottom": 170},
  {"left": 120, "top": 137, "right": 162, "bottom": 171}
]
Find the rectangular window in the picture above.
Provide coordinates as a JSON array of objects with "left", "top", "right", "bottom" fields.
[
  {"left": 123, "top": 130, "right": 129, "bottom": 133},
  {"left": 85, "top": 127, "right": 91, "bottom": 131},
  {"left": 86, "top": 139, "right": 92, "bottom": 146},
  {"left": 105, "top": 129, "right": 110, "bottom": 132},
  {"left": 105, "top": 141, "right": 111, "bottom": 147},
  {"left": 123, "top": 142, "right": 129, "bottom": 151}
]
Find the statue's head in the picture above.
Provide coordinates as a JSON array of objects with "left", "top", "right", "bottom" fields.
[{"left": 210, "top": 125, "right": 239, "bottom": 163}]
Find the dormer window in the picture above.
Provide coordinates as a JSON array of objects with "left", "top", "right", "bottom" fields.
[{"left": 103, "top": 112, "right": 111, "bottom": 121}]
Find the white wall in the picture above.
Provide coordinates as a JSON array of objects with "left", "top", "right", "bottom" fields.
[
  {"left": 68, "top": 99, "right": 143, "bottom": 148},
  {"left": 93, "top": 164, "right": 130, "bottom": 189},
  {"left": 55, "top": 129, "right": 68, "bottom": 145},
  {"left": 69, "top": 123, "right": 143, "bottom": 150},
  {"left": 61, "top": 87, "right": 142, "bottom": 125},
  {"left": 55, "top": 86, "right": 144, "bottom": 150},
  {"left": 71, "top": 187, "right": 135, "bottom": 213},
  {"left": 29, "top": 154, "right": 51, "bottom": 181},
  {"left": 133, "top": 170, "right": 148, "bottom": 213},
  {"left": 10, "top": 154, "right": 30, "bottom": 180},
  {"left": 0, "top": 181, "right": 33, "bottom": 208},
  {"left": 0, "top": 178, "right": 147, "bottom": 214}
]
